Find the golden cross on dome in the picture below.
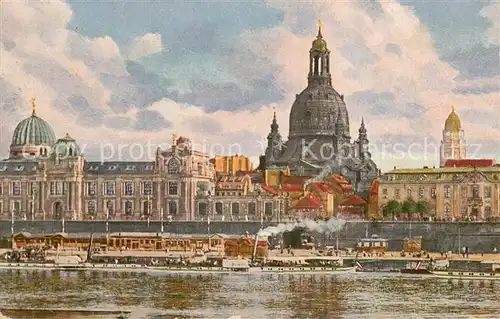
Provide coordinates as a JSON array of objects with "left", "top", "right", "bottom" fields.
[
  {"left": 30, "top": 97, "right": 36, "bottom": 115},
  {"left": 172, "top": 133, "right": 177, "bottom": 145},
  {"left": 451, "top": 104, "right": 455, "bottom": 112},
  {"left": 316, "top": 19, "right": 323, "bottom": 38}
]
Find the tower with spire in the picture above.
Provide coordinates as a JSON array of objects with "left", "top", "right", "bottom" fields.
[
  {"left": 440, "top": 105, "right": 467, "bottom": 167},
  {"left": 265, "top": 109, "right": 283, "bottom": 163},
  {"left": 356, "top": 118, "right": 370, "bottom": 161},
  {"left": 262, "top": 20, "right": 379, "bottom": 193}
]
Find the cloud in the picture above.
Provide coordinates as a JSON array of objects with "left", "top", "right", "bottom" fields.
[
  {"left": 134, "top": 110, "right": 171, "bottom": 131},
  {"left": 453, "top": 77, "right": 500, "bottom": 95},
  {"left": 479, "top": 2, "right": 499, "bottom": 46},
  {"left": 444, "top": 45, "right": 500, "bottom": 79},
  {"left": 0, "top": 0, "right": 498, "bottom": 173},
  {"left": 125, "top": 33, "right": 163, "bottom": 61}
]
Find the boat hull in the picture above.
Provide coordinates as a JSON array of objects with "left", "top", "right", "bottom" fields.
[
  {"left": 429, "top": 271, "right": 500, "bottom": 280},
  {"left": 0, "top": 263, "right": 356, "bottom": 274}
]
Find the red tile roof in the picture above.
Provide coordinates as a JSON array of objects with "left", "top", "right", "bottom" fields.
[
  {"left": 261, "top": 184, "right": 278, "bottom": 195},
  {"left": 330, "top": 175, "right": 350, "bottom": 184},
  {"left": 340, "top": 195, "right": 367, "bottom": 206},
  {"left": 444, "top": 159, "right": 496, "bottom": 167},
  {"left": 291, "top": 194, "right": 322, "bottom": 210},
  {"left": 313, "top": 183, "right": 331, "bottom": 193},
  {"left": 282, "top": 186, "right": 303, "bottom": 192},
  {"left": 283, "top": 176, "right": 311, "bottom": 185}
]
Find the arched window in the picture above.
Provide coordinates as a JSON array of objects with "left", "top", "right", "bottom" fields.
[
  {"left": 106, "top": 200, "right": 114, "bottom": 217},
  {"left": 231, "top": 202, "right": 240, "bottom": 215},
  {"left": 88, "top": 201, "right": 96, "bottom": 216},
  {"left": 167, "top": 159, "right": 180, "bottom": 174},
  {"left": 198, "top": 202, "right": 208, "bottom": 215},
  {"left": 54, "top": 202, "right": 63, "bottom": 220},
  {"left": 264, "top": 202, "right": 273, "bottom": 216},
  {"left": 143, "top": 201, "right": 151, "bottom": 216},
  {"left": 215, "top": 202, "right": 223, "bottom": 215},
  {"left": 69, "top": 148, "right": 73, "bottom": 156},
  {"left": 247, "top": 202, "right": 256, "bottom": 215},
  {"left": 124, "top": 201, "right": 133, "bottom": 216},
  {"left": 168, "top": 201, "right": 178, "bottom": 215},
  {"left": 444, "top": 204, "right": 451, "bottom": 217}
]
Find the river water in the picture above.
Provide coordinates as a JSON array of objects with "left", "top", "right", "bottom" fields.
[{"left": 0, "top": 270, "right": 499, "bottom": 319}]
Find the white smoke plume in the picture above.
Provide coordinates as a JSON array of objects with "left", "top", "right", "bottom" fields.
[{"left": 257, "top": 218, "right": 346, "bottom": 238}]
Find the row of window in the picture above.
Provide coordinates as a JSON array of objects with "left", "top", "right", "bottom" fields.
[
  {"left": 86, "top": 200, "right": 177, "bottom": 216},
  {"left": 88, "top": 181, "right": 181, "bottom": 196},
  {"left": 166, "top": 159, "right": 209, "bottom": 175},
  {"left": 207, "top": 202, "right": 274, "bottom": 215},
  {"left": 443, "top": 205, "right": 492, "bottom": 217},
  {"left": 90, "top": 181, "right": 154, "bottom": 196},
  {"left": 383, "top": 185, "right": 493, "bottom": 200},
  {"left": 0, "top": 181, "right": 179, "bottom": 197}
]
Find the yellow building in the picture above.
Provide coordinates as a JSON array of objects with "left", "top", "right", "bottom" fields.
[
  {"left": 377, "top": 160, "right": 500, "bottom": 220},
  {"left": 377, "top": 106, "right": 499, "bottom": 221},
  {"left": 211, "top": 155, "right": 254, "bottom": 175}
]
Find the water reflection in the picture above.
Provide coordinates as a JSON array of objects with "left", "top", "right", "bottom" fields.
[{"left": 0, "top": 271, "right": 499, "bottom": 318}]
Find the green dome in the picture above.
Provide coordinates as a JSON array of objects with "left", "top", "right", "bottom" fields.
[
  {"left": 11, "top": 113, "right": 56, "bottom": 146},
  {"left": 53, "top": 133, "right": 80, "bottom": 158}
]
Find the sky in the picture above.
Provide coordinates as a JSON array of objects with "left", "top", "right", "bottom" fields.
[{"left": 0, "top": 0, "right": 498, "bottom": 172}]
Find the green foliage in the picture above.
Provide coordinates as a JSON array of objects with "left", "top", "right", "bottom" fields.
[
  {"left": 415, "top": 200, "right": 430, "bottom": 217},
  {"left": 382, "top": 200, "right": 401, "bottom": 220},
  {"left": 401, "top": 198, "right": 417, "bottom": 219}
]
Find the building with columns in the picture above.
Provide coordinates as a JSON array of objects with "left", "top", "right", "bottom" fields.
[
  {"left": 377, "top": 160, "right": 500, "bottom": 220},
  {"left": 440, "top": 105, "right": 467, "bottom": 167},
  {"left": 0, "top": 101, "right": 216, "bottom": 221},
  {"left": 376, "top": 105, "right": 498, "bottom": 220}
]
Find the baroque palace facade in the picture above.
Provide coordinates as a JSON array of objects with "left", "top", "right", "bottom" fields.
[
  {"left": 377, "top": 107, "right": 500, "bottom": 220},
  {"left": 0, "top": 103, "right": 364, "bottom": 221},
  {"left": 0, "top": 25, "right": 372, "bottom": 222}
]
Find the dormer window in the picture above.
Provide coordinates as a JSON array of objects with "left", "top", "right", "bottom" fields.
[
  {"left": 108, "top": 165, "right": 118, "bottom": 171},
  {"left": 0, "top": 166, "right": 6, "bottom": 172},
  {"left": 14, "top": 166, "right": 24, "bottom": 172},
  {"left": 145, "top": 165, "right": 153, "bottom": 171},
  {"left": 126, "top": 165, "right": 136, "bottom": 171}
]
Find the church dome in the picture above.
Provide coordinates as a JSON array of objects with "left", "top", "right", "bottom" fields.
[
  {"left": 52, "top": 133, "right": 80, "bottom": 158},
  {"left": 444, "top": 106, "right": 461, "bottom": 133},
  {"left": 288, "top": 22, "right": 350, "bottom": 139},
  {"left": 11, "top": 105, "right": 56, "bottom": 147}
]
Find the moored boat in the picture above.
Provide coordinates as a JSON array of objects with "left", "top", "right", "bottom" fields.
[{"left": 0, "top": 261, "right": 356, "bottom": 274}]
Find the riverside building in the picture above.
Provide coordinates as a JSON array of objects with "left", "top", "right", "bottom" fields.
[{"left": 377, "top": 107, "right": 499, "bottom": 220}]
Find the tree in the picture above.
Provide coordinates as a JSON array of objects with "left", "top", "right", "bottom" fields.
[
  {"left": 383, "top": 200, "right": 401, "bottom": 221},
  {"left": 402, "top": 199, "right": 417, "bottom": 220},
  {"left": 415, "top": 201, "right": 430, "bottom": 220}
]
